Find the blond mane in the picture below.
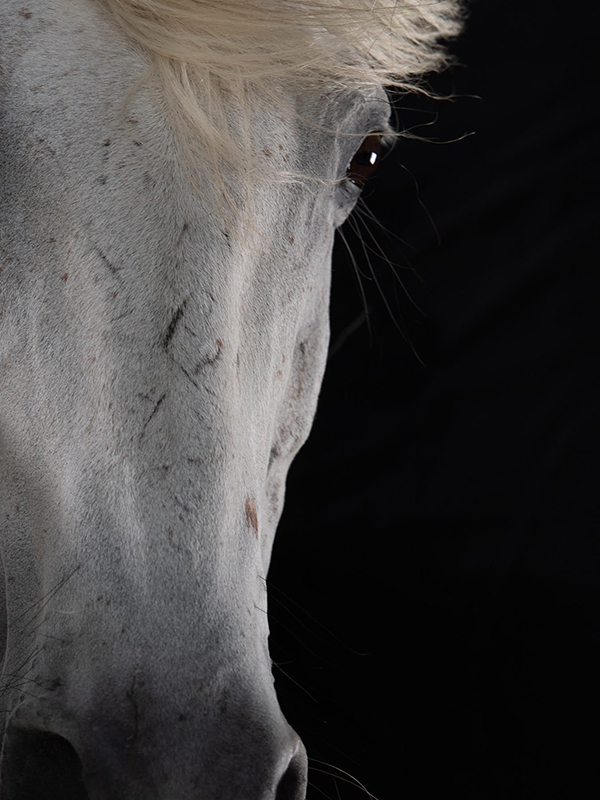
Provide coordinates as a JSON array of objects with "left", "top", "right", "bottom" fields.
[{"left": 101, "top": 0, "right": 464, "bottom": 197}]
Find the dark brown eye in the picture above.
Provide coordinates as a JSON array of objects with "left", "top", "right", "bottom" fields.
[{"left": 347, "top": 134, "right": 382, "bottom": 187}]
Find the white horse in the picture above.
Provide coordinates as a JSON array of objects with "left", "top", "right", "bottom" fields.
[{"left": 0, "top": 1, "right": 462, "bottom": 797}]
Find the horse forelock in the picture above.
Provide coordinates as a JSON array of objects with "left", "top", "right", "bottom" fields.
[
  {"left": 101, "top": 0, "right": 464, "bottom": 79},
  {"left": 98, "top": 0, "right": 465, "bottom": 198}
]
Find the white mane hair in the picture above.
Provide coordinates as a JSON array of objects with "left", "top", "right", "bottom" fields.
[{"left": 101, "top": 0, "right": 464, "bottom": 196}]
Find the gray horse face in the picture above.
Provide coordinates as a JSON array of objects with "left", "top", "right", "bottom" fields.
[{"left": 0, "top": 2, "right": 390, "bottom": 798}]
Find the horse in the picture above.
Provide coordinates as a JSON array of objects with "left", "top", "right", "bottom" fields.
[{"left": 0, "top": 1, "right": 462, "bottom": 797}]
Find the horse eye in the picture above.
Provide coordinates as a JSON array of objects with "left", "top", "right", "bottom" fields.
[{"left": 346, "top": 134, "right": 383, "bottom": 187}]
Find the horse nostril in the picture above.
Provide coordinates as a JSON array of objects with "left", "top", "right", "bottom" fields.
[
  {"left": 275, "top": 740, "right": 308, "bottom": 800},
  {"left": 1, "top": 722, "right": 89, "bottom": 800}
]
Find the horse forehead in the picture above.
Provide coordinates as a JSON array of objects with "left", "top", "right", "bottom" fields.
[
  {"left": 0, "top": 1, "right": 336, "bottom": 433},
  {"left": 1, "top": 2, "right": 336, "bottom": 239},
  {"left": 0, "top": 0, "right": 337, "bottom": 451},
  {"left": 1, "top": 0, "right": 380, "bottom": 150}
]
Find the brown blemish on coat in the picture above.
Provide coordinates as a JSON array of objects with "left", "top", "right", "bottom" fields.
[{"left": 245, "top": 498, "right": 259, "bottom": 538}]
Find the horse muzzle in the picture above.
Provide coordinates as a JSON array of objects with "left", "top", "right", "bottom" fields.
[{"left": 1, "top": 709, "right": 307, "bottom": 800}]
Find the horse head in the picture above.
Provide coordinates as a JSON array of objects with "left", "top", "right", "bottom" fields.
[{"left": 0, "top": 1, "right": 462, "bottom": 797}]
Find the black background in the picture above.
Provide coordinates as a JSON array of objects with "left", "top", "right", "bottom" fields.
[{"left": 268, "top": 2, "right": 600, "bottom": 798}]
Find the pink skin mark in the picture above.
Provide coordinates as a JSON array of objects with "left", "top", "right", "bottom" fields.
[{"left": 245, "top": 498, "right": 259, "bottom": 539}]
